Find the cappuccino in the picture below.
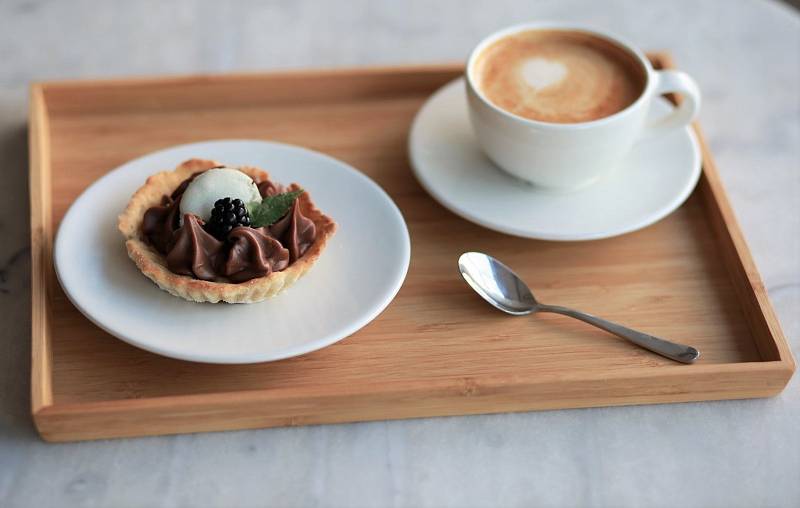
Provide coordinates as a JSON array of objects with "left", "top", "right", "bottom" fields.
[{"left": 473, "top": 30, "right": 646, "bottom": 124}]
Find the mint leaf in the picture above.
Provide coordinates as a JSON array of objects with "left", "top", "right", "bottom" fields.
[{"left": 247, "top": 189, "right": 304, "bottom": 227}]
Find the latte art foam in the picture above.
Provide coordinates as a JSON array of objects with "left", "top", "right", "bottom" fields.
[{"left": 474, "top": 30, "right": 646, "bottom": 123}]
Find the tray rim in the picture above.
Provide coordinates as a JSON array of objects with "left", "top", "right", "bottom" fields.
[
  {"left": 29, "top": 55, "right": 795, "bottom": 442},
  {"left": 30, "top": 61, "right": 465, "bottom": 89}
]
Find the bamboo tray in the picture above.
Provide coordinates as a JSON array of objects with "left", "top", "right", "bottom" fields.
[{"left": 29, "top": 54, "right": 794, "bottom": 442}]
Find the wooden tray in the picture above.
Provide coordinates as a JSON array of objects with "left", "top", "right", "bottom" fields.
[{"left": 29, "top": 54, "right": 794, "bottom": 442}]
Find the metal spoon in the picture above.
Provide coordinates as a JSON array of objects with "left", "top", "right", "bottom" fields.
[{"left": 458, "top": 252, "right": 700, "bottom": 364}]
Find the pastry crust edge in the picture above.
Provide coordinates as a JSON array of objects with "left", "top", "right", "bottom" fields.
[{"left": 117, "top": 158, "right": 336, "bottom": 303}]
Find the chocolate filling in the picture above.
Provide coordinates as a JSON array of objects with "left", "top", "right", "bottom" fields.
[
  {"left": 141, "top": 172, "right": 316, "bottom": 283},
  {"left": 269, "top": 200, "right": 316, "bottom": 263},
  {"left": 223, "top": 226, "right": 290, "bottom": 282},
  {"left": 166, "top": 214, "right": 225, "bottom": 281}
]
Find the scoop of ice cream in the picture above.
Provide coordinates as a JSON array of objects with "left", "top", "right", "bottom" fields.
[{"left": 179, "top": 168, "right": 261, "bottom": 222}]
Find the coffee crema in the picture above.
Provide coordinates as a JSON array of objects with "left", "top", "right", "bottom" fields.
[{"left": 473, "top": 30, "right": 647, "bottom": 124}]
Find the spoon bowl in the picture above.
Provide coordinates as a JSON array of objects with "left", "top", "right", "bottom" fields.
[{"left": 458, "top": 252, "right": 537, "bottom": 315}]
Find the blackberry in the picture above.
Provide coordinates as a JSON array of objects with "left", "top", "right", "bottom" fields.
[{"left": 207, "top": 197, "right": 251, "bottom": 239}]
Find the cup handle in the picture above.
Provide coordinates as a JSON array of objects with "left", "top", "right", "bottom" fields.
[{"left": 641, "top": 70, "right": 701, "bottom": 138}]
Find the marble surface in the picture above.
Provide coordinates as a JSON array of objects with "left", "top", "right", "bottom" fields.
[{"left": 1, "top": 0, "right": 798, "bottom": 506}]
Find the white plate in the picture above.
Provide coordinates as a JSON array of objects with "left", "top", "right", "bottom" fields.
[
  {"left": 54, "top": 140, "right": 410, "bottom": 364},
  {"left": 409, "top": 79, "right": 702, "bottom": 241}
]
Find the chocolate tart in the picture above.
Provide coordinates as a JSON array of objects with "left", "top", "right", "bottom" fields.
[{"left": 118, "top": 158, "right": 336, "bottom": 303}]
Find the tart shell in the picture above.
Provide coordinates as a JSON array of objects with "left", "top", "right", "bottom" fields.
[{"left": 118, "top": 158, "right": 337, "bottom": 303}]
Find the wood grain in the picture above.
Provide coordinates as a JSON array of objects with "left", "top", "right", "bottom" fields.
[
  {"left": 29, "top": 84, "right": 54, "bottom": 412},
  {"left": 29, "top": 55, "right": 795, "bottom": 442}
]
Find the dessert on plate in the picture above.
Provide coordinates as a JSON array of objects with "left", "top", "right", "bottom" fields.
[{"left": 118, "top": 158, "right": 336, "bottom": 303}]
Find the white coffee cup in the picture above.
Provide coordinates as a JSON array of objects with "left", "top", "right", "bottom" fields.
[{"left": 466, "top": 23, "right": 701, "bottom": 190}]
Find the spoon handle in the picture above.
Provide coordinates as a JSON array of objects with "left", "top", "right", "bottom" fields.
[{"left": 537, "top": 304, "right": 700, "bottom": 364}]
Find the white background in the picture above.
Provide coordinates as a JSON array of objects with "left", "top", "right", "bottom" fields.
[{"left": 1, "top": 1, "right": 798, "bottom": 506}]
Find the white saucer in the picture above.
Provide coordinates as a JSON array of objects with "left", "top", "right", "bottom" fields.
[
  {"left": 408, "top": 79, "right": 701, "bottom": 241},
  {"left": 54, "top": 140, "right": 410, "bottom": 364}
]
